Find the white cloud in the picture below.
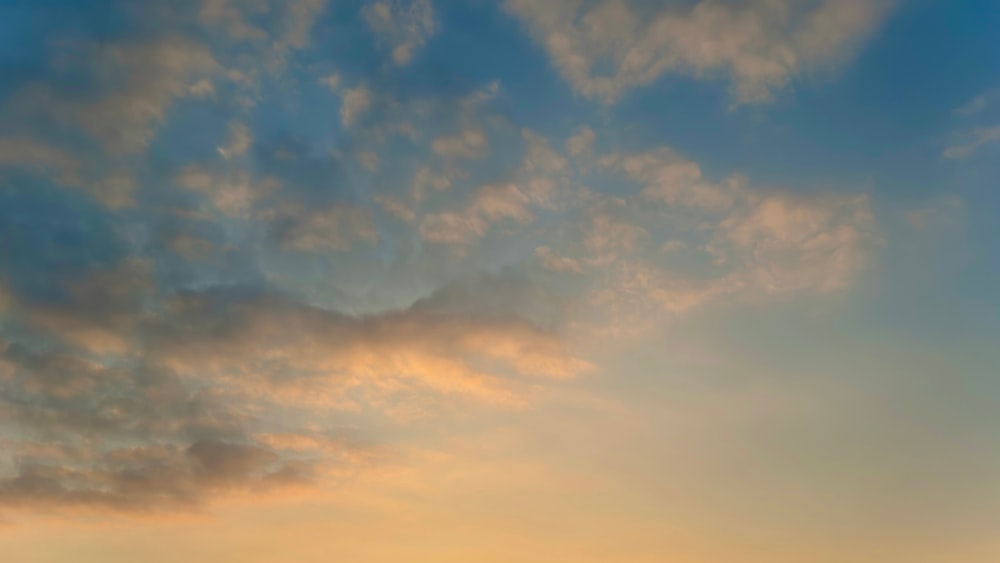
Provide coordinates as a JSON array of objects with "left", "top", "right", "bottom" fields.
[
  {"left": 505, "top": 0, "right": 895, "bottom": 104},
  {"left": 363, "top": 0, "right": 437, "bottom": 65}
]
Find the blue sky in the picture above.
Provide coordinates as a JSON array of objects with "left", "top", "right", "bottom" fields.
[{"left": 0, "top": 1, "right": 999, "bottom": 562}]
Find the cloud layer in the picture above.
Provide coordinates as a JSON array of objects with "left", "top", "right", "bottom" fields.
[
  {"left": 0, "top": 0, "right": 888, "bottom": 521},
  {"left": 506, "top": 0, "right": 896, "bottom": 103}
]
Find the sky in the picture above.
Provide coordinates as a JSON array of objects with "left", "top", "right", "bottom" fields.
[{"left": 0, "top": 0, "right": 998, "bottom": 561}]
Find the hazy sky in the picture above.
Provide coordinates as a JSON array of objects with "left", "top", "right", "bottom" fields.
[{"left": 0, "top": 1, "right": 999, "bottom": 561}]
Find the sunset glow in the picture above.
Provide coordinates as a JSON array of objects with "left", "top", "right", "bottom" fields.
[{"left": 1, "top": 1, "right": 999, "bottom": 562}]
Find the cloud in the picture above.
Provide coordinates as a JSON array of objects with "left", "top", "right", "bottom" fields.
[
  {"left": 432, "top": 127, "right": 488, "bottom": 159},
  {"left": 88, "top": 171, "right": 136, "bottom": 210},
  {"left": 505, "top": 0, "right": 895, "bottom": 103},
  {"left": 614, "top": 147, "right": 743, "bottom": 212},
  {"left": 535, "top": 246, "right": 582, "bottom": 274},
  {"left": 341, "top": 86, "right": 373, "bottom": 127},
  {"left": 580, "top": 198, "right": 649, "bottom": 266},
  {"left": 418, "top": 211, "right": 488, "bottom": 245},
  {"left": 0, "top": 138, "right": 135, "bottom": 209},
  {"left": 190, "top": 0, "right": 327, "bottom": 85},
  {"left": 0, "top": 257, "right": 334, "bottom": 513},
  {"left": 943, "top": 125, "right": 1000, "bottom": 159},
  {"left": 0, "top": 138, "right": 81, "bottom": 187},
  {"left": 428, "top": 81, "right": 500, "bottom": 161},
  {"left": 411, "top": 166, "right": 456, "bottom": 200},
  {"left": 10, "top": 38, "right": 218, "bottom": 153},
  {"left": 217, "top": 122, "right": 253, "bottom": 160},
  {"left": 720, "top": 192, "right": 877, "bottom": 294},
  {"left": 318, "top": 73, "right": 341, "bottom": 91},
  {"left": 151, "top": 288, "right": 590, "bottom": 406},
  {"left": 11, "top": 258, "right": 153, "bottom": 356},
  {"left": 198, "top": 0, "right": 270, "bottom": 41},
  {"left": 420, "top": 129, "right": 573, "bottom": 248},
  {"left": 0, "top": 436, "right": 312, "bottom": 512},
  {"left": 0, "top": 251, "right": 588, "bottom": 516},
  {"left": 260, "top": 202, "right": 379, "bottom": 251},
  {"left": 176, "top": 165, "right": 281, "bottom": 217},
  {"left": 363, "top": 0, "right": 438, "bottom": 65},
  {"left": 536, "top": 145, "right": 881, "bottom": 335},
  {"left": 0, "top": 1, "right": 894, "bottom": 523},
  {"left": 419, "top": 183, "right": 536, "bottom": 245},
  {"left": 566, "top": 126, "right": 595, "bottom": 159},
  {"left": 169, "top": 234, "right": 216, "bottom": 261},
  {"left": 376, "top": 195, "right": 418, "bottom": 223},
  {"left": 274, "top": 0, "right": 327, "bottom": 53},
  {"left": 358, "top": 151, "right": 380, "bottom": 172},
  {"left": 595, "top": 148, "right": 877, "bottom": 297},
  {"left": 952, "top": 86, "right": 999, "bottom": 117},
  {"left": 904, "top": 197, "right": 963, "bottom": 232},
  {"left": 589, "top": 259, "right": 737, "bottom": 322}
]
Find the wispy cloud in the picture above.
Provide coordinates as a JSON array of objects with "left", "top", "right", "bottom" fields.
[
  {"left": 0, "top": 1, "right": 963, "bottom": 547},
  {"left": 363, "top": 0, "right": 438, "bottom": 65},
  {"left": 217, "top": 122, "right": 253, "bottom": 160},
  {"left": 341, "top": 85, "right": 373, "bottom": 127},
  {"left": 506, "top": 0, "right": 896, "bottom": 103},
  {"left": 9, "top": 38, "right": 218, "bottom": 153},
  {"left": 952, "top": 86, "right": 1000, "bottom": 117},
  {"left": 943, "top": 125, "right": 1000, "bottom": 159}
]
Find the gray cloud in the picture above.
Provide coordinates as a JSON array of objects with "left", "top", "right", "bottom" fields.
[{"left": 0, "top": 254, "right": 585, "bottom": 516}]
